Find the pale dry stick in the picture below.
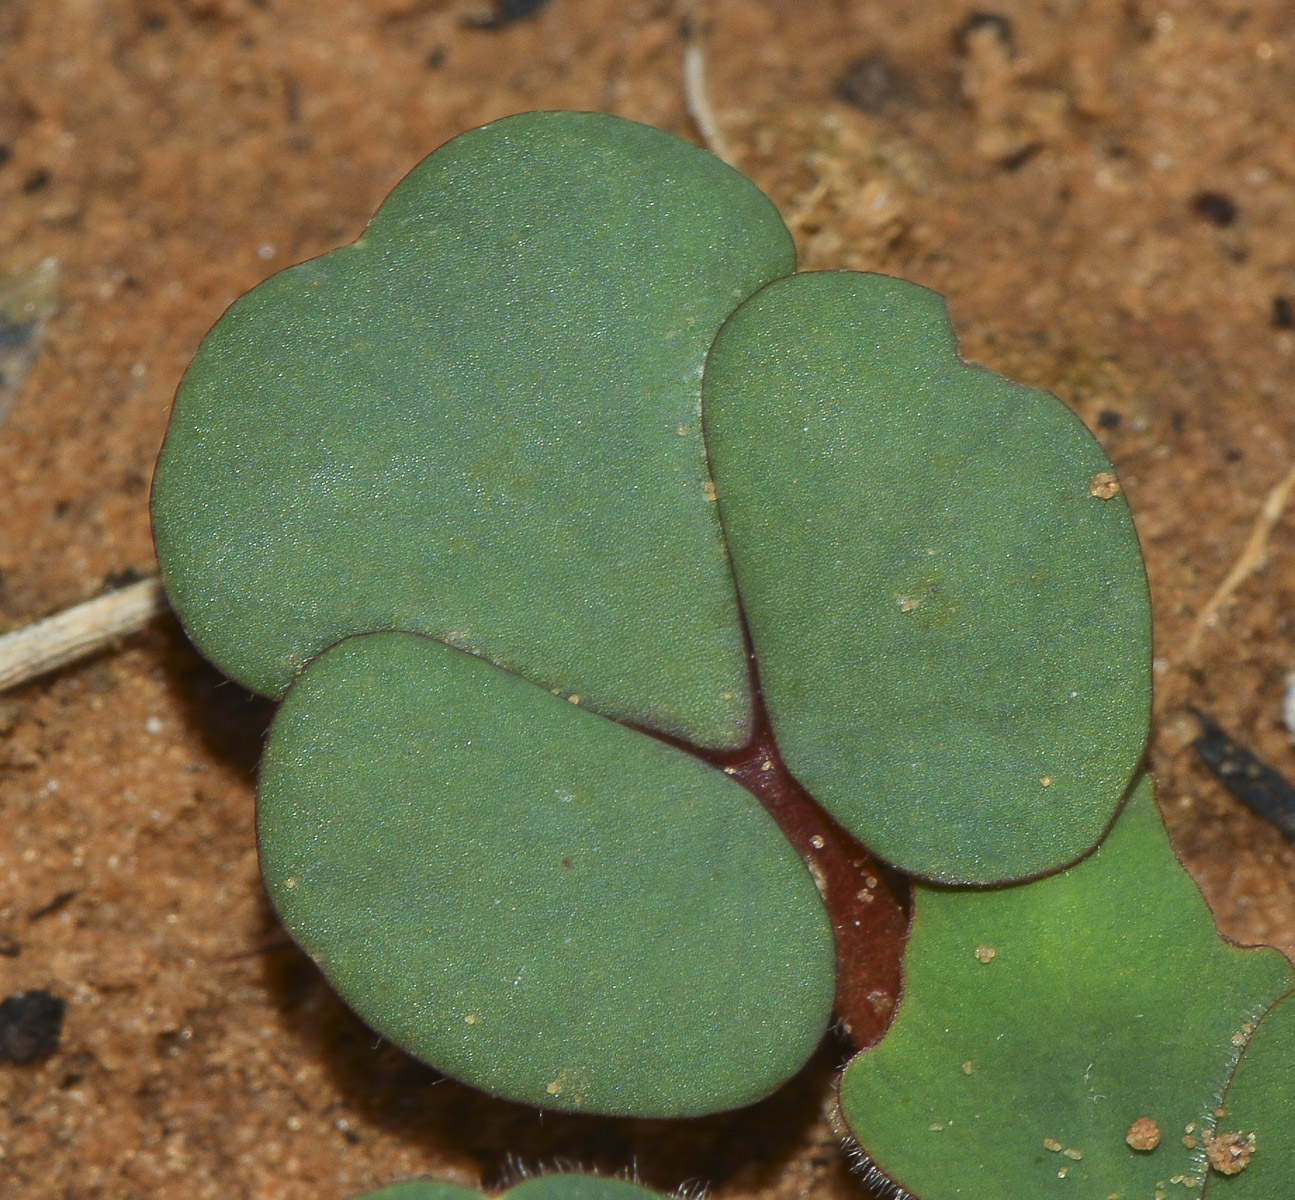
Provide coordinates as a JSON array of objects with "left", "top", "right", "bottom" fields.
[
  {"left": 1181, "top": 456, "right": 1295, "bottom": 665},
  {"left": 682, "top": 0, "right": 738, "bottom": 168},
  {"left": 0, "top": 575, "right": 169, "bottom": 693},
  {"left": 783, "top": 171, "right": 834, "bottom": 235}
]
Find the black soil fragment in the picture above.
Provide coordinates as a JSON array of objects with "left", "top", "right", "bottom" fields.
[
  {"left": 1193, "top": 711, "right": 1295, "bottom": 842},
  {"left": 103, "top": 567, "right": 145, "bottom": 590},
  {"left": 29, "top": 890, "right": 77, "bottom": 922},
  {"left": 0, "top": 990, "right": 66, "bottom": 1065},
  {"left": 835, "top": 53, "right": 916, "bottom": 116},
  {"left": 20, "top": 168, "right": 51, "bottom": 194},
  {"left": 1191, "top": 190, "right": 1238, "bottom": 227},
  {"left": 471, "top": 0, "right": 550, "bottom": 29}
]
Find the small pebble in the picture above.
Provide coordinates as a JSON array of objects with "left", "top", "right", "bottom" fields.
[{"left": 0, "top": 990, "right": 65, "bottom": 1064}]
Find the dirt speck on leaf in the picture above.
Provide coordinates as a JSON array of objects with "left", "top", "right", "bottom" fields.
[
  {"left": 1126, "top": 1116, "right": 1161, "bottom": 1151},
  {"left": 1204, "top": 1130, "right": 1255, "bottom": 1175},
  {"left": 1090, "top": 471, "right": 1121, "bottom": 499},
  {"left": 866, "top": 990, "right": 893, "bottom": 1017}
]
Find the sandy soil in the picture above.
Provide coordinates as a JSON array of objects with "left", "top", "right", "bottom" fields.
[{"left": 2, "top": 1, "right": 1294, "bottom": 1197}]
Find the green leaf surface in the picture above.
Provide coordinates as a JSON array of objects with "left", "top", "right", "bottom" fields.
[
  {"left": 703, "top": 270, "right": 1152, "bottom": 880},
  {"left": 1208, "top": 989, "right": 1295, "bottom": 1195},
  {"left": 838, "top": 777, "right": 1295, "bottom": 1199},
  {"left": 258, "top": 631, "right": 835, "bottom": 1117},
  {"left": 152, "top": 111, "right": 797, "bottom": 748}
]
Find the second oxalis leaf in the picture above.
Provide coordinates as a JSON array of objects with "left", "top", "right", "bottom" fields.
[
  {"left": 150, "top": 112, "right": 1152, "bottom": 1118},
  {"left": 840, "top": 777, "right": 1295, "bottom": 1198}
]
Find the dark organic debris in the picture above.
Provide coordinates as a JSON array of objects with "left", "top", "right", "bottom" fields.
[
  {"left": 1191, "top": 190, "right": 1238, "bottom": 228},
  {"left": 103, "top": 566, "right": 145, "bottom": 591},
  {"left": 835, "top": 53, "right": 916, "bottom": 116},
  {"left": 29, "top": 889, "right": 77, "bottom": 922},
  {"left": 1000, "top": 143, "right": 1041, "bottom": 172},
  {"left": 1192, "top": 711, "right": 1295, "bottom": 842},
  {"left": 469, "top": 0, "right": 550, "bottom": 29},
  {"left": 0, "top": 989, "right": 66, "bottom": 1064},
  {"left": 1273, "top": 295, "right": 1294, "bottom": 331}
]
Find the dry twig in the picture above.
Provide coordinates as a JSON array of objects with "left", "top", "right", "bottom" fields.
[
  {"left": 0, "top": 575, "right": 169, "bottom": 693},
  {"left": 1182, "top": 457, "right": 1295, "bottom": 664},
  {"left": 683, "top": 0, "right": 737, "bottom": 167}
]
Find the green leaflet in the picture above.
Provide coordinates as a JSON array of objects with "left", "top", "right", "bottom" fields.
[
  {"left": 703, "top": 271, "right": 1151, "bottom": 882},
  {"left": 152, "top": 112, "right": 796, "bottom": 749},
  {"left": 258, "top": 632, "right": 835, "bottom": 1117},
  {"left": 838, "top": 777, "right": 1295, "bottom": 1198}
]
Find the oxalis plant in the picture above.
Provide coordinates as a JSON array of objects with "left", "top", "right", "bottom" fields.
[{"left": 150, "top": 111, "right": 1295, "bottom": 1197}]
